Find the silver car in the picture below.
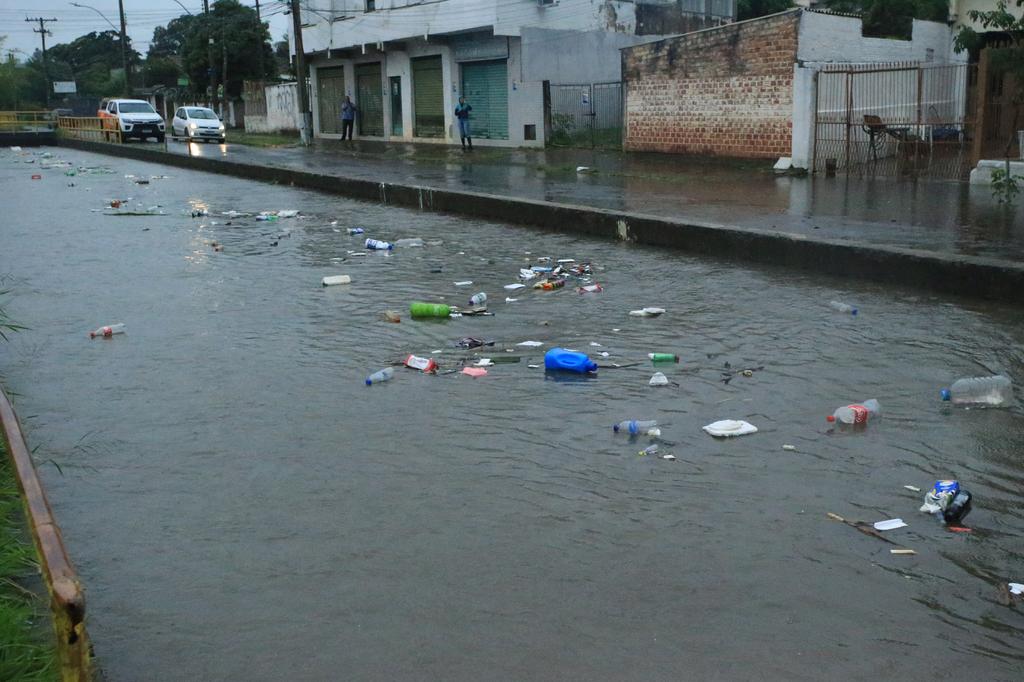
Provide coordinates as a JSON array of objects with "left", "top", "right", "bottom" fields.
[{"left": 171, "top": 106, "right": 226, "bottom": 143}]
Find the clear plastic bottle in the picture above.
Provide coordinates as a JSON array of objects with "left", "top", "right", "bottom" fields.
[
  {"left": 89, "top": 323, "right": 126, "bottom": 339},
  {"left": 469, "top": 292, "right": 487, "bottom": 306},
  {"left": 941, "top": 375, "right": 1012, "bottom": 406},
  {"left": 348, "top": 227, "right": 365, "bottom": 235},
  {"left": 365, "top": 238, "right": 393, "bottom": 250},
  {"left": 827, "top": 399, "right": 881, "bottom": 425},
  {"left": 613, "top": 419, "right": 658, "bottom": 435},
  {"left": 829, "top": 301, "right": 858, "bottom": 315},
  {"left": 365, "top": 367, "right": 395, "bottom": 385}
]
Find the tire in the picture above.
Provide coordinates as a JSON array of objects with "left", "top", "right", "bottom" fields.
[
  {"left": 156, "top": 135, "right": 165, "bottom": 143},
  {"left": 218, "top": 138, "right": 225, "bottom": 144}
]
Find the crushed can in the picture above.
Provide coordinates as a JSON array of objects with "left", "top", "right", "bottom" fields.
[{"left": 404, "top": 354, "right": 438, "bottom": 373}]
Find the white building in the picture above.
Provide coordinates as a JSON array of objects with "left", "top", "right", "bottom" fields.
[{"left": 289, "top": 0, "right": 736, "bottom": 146}]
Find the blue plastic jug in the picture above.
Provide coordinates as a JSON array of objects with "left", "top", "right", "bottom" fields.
[{"left": 544, "top": 348, "right": 598, "bottom": 373}]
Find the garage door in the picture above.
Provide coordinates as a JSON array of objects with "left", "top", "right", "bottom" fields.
[
  {"left": 460, "top": 60, "right": 508, "bottom": 140},
  {"left": 317, "top": 67, "right": 345, "bottom": 135},
  {"left": 355, "top": 62, "right": 384, "bottom": 137},
  {"left": 412, "top": 56, "right": 444, "bottom": 138}
]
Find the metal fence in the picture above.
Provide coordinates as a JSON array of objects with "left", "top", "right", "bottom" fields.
[
  {"left": 58, "top": 116, "right": 122, "bottom": 143},
  {"left": 548, "top": 82, "right": 622, "bottom": 149},
  {"left": 813, "top": 62, "right": 977, "bottom": 179}
]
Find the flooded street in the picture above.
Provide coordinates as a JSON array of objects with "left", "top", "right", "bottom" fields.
[{"left": 2, "top": 147, "right": 1023, "bottom": 680}]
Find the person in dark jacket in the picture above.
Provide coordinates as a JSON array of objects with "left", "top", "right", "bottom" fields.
[
  {"left": 454, "top": 96, "right": 472, "bottom": 150},
  {"left": 340, "top": 96, "right": 356, "bottom": 140}
]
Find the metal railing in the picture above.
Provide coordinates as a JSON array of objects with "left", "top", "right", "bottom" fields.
[
  {"left": 0, "top": 111, "right": 57, "bottom": 134},
  {"left": 57, "top": 116, "right": 122, "bottom": 144}
]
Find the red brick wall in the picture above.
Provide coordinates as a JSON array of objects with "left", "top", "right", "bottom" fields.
[{"left": 623, "top": 11, "right": 799, "bottom": 158}]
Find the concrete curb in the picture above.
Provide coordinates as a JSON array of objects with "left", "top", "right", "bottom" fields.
[
  {"left": 60, "top": 138, "right": 1024, "bottom": 304},
  {"left": 0, "top": 386, "right": 91, "bottom": 681}
]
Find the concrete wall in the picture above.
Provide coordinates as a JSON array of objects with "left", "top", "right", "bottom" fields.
[
  {"left": 521, "top": 27, "right": 651, "bottom": 83},
  {"left": 623, "top": 11, "right": 800, "bottom": 158},
  {"left": 297, "top": 0, "right": 641, "bottom": 54},
  {"left": 245, "top": 83, "right": 300, "bottom": 133},
  {"left": 797, "top": 12, "right": 960, "bottom": 65}
]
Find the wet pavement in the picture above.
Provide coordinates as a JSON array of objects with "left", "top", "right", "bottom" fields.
[
  {"left": 159, "top": 137, "right": 1024, "bottom": 262},
  {"left": 2, "top": 147, "right": 1024, "bottom": 681}
]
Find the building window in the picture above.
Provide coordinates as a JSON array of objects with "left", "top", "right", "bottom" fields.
[{"left": 365, "top": 0, "right": 375, "bottom": 11}]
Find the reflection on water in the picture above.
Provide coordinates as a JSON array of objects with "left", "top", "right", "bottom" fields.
[{"left": 2, "top": 148, "right": 1023, "bottom": 680}]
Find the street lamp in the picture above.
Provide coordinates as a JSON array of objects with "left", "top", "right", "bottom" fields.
[
  {"left": 69, "top": 2, "right": 128, "bottom": 91},
  {"left": 168, "top": 0, "right": 193, "bottom": 15}
]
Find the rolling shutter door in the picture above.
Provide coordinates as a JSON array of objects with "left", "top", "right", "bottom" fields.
[
  {"left": 355, "top": 62, "right": 384, "bottom": 137},
  {"left": 412, "top": 56, "right": 444, "bottom": 138},
  {"left": 317, "top": 67, "right": 345, "bottom": 135},
  {"left": 460, "top": 60, "right": 508, "bottom": 140}
]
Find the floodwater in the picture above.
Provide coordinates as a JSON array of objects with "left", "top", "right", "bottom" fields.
[{"left": 2, "top": 147, "right": 1024, "bottom": 681}]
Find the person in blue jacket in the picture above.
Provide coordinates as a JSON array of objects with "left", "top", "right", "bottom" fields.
[
  {"left": 455, "top": 96, "right": 473, "bottom": 150},
  {"left": 340, "top": 96, "right": 356, "bottom": 141}
]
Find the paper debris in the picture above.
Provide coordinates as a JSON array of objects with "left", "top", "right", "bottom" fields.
[{"left": 873, "top": 519, "right": 908, "bottom": 531}]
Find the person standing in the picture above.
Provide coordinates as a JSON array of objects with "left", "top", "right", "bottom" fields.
[
  {"left": 340, "top": 96, "right": 356, "bottom": 141},
  {"left": 455, "top": 96, "right": 473, "bottom": 150}
]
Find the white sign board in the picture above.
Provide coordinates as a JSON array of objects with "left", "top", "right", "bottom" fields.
[{"left": 53, "top": 81, "right": 77, "bottom": 94}]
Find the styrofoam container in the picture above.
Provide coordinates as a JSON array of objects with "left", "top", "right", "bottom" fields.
[{"left": 322, "top": 275, "right": 351, "bottom": 286}]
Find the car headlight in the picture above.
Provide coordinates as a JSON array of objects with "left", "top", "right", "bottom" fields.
[
  {"left": 218, "top": 124, "right": 225, "bottom": 131},
  {"left": 189, "top": 122, "right": 198, "bottom": 129}
]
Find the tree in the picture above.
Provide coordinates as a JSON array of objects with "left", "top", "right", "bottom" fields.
[
  {"left": 179, "top": 0, "right": 273, "bottom": 98},
  {"left": 274, "top": 36, "right": 293, "bottom": 79},
  {"left": 149, "top": 15, "right": 200, "bottom": 60},
  {"left": 738, "top": 1, "right": 794, "bottom": 21},
  {"left": 143, "top": 56, "right": 182, "bottom": 88},
  {"left": 818, "top": 0, "right": 948, "bottom": 38}
]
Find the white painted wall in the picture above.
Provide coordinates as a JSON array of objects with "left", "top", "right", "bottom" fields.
[
  {"left": 245, "top": 82, "right": 300, "bottom": 133},
  {"left": 520, "top": 27, "right": 650, "bottom": 83},
  {"left": 798, "top": 12, "right": 960, "bottom": 65},
  {"left": 296, "top": 0, "right": 639, "bottom": 54}
]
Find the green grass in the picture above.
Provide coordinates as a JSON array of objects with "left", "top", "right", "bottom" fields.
[
  {"left": 0, "top": 441, "right": 57, "bottom": 681},
  {"left": 226, "top": 129, "right": 301, "bottom": 147}
]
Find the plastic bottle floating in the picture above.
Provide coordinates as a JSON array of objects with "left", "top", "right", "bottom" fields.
[
  {"left": 941, "top": 375, "right": 1012, "bottom": 407},
  {"left": 613, "top": 419, "right": 658, "bottom": 435},
  {"left": 577, "top": 284, "right": 603, "bottom": 294},
  {"left": 533, "top": 278, "right": 566, "bottom": 291},
  {"left": 629, "top": 307, "right": 666, "bottom": 317},
  {"left": 365, "top": 238, "right": 393, "bottom": 251},
  {"left": 89, "top": 323, "right": 126, "bottom": 339},
  {"left": 409, "top": 302, "right": 451, "bottom": 319},
  {"left": 827, "top": 399, "right": 881, "bottom": 425},
  {"left": 544, "top": 348, "right": 598, "bottom": 374},
  {"left": 829, "top": 300, "right": 858, "bottom": 315},
  {"left": 365, "top": 367, "right": 395, "bottom": 385}
]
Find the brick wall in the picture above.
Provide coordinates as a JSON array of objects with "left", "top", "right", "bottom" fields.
[{"left": 623, "top": 11, "right": 799, "bottom": 157}]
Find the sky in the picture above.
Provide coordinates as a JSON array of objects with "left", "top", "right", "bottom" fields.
[{"left": 0, "top": 0, "right": 291, "bottom": 61}]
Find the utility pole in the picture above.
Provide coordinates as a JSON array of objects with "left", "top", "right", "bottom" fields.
[
  {"left": 204, "top": 0, "right": 218, "bottom": 112},
  {"left": 117, "top": 0, "right": 129, "bottom": 92},
  {"left": 25, "top": 17, "right": 57, "bottom": 107},
  {"left": 255, "top": 0, "right": 265, "bottom": 81},
  {"left": 289, "top": 0, "right": 312, "bottom": 145}
]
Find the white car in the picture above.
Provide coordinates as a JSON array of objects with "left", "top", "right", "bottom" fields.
[
  {"left": 171, "top": 106, "right": 226, "bottom": 143},
  {"left": 98, "top": 98, "right": 166, "bottom": 142}
]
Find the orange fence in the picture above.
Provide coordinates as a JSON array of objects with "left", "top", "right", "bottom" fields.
[
  {"left": 0, "top": 387, "right": 92, "bottom": 681},
  {"left": 57, "top": 116, "right": 122, "bottom": 144}
]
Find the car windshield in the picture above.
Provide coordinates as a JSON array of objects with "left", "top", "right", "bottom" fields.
[
  {"left": 187, "top": 109, "right": 218, "bottom": 120},
  {"left": 119, "top": 103, "right": 156, "bottom": 114}
]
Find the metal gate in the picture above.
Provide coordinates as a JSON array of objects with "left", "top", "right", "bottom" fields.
[
  {"left": 460, "top": 59, "right": 509, "bottom": 140},
  {"left": 355, "top": 62, "right": 384, "bottom": 137},
  {"left": 549, "top": 82, "right": 622, "bottom": 149},
  {"left": 412, "top": 56, "right": 444, "bottom": 138},
  {"left": 813, "top": 62, "right": 976, "bottom": 179},
  {"left": 317, "top": 67, "right": 345, "bottom": 135}
]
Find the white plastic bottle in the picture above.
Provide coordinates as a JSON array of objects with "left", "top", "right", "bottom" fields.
[
  {"left": 365, "top": 367, "right": 395, "bottom": 385},
  {"left": 942, "top": 375, "right": 1012, "bottom": 406},
  {"left": 469, "top": 292, "right": 487, "bottom": 306},
  {"left": 365, "top": 238, "right": 393, "bottom": 251},
  {"left": 827, "top": 399, "right": 880, "bottom": 425},
  {"left": 613, "top": 419, "right": 658, "bottom": 435},
  {"left": 89, "top": 323, "right": 126, "bottom": 339},
  {"left": 829, "top": 301, "right": 858, "bottom": 315}
]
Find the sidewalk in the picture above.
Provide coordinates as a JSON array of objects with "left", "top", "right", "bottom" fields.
[{"left": 165, "top": 137, "right": 1024, "bottom": 262}]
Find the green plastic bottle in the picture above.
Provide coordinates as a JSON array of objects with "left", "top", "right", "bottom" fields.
[
  {"left": 648, "top": 353, "right": 680, "bottom": 364},
  {"left": 410, "top": 302, "right": 451, "bottom": 318}
]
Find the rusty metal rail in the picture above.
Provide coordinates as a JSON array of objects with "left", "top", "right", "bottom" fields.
[{"left": 0, "top": 386, "right": 91, "bottom": 681}]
